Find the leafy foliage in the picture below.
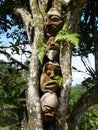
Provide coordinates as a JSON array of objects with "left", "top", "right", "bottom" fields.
[
  {"left": 55, "top": 24, "right": 80, "bottom": 46},
  {"left": 54, "top": 75, "right": 63, "bottom": 87},
  {"left": 0, "top": 0, "right": 29, "bottom": 59},
  {"left": 81, "top": 76, "right": 98, "bottom": 90},
  {"left": 0, "top": 60, "right": 28, "bottom": 129},
  {"left": 73, "top": 0, "right": 98, "bottom": 56},
  {"left": 70, "top": 85, "right": 98, "bottom": 130},
  {"left": 69, "top": 84, "right": 87, "bottom": 106},
  {"left": 37, "top": 43, "right": 46, "bottom": 64},
  {"left": 78, "top": 105, "right": 98, "bottom": 130}
]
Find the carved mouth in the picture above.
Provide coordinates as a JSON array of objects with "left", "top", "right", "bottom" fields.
[
  {"left": 49, "top": 47, "right": 58, "bottom": 50},
  {"left": 45, "top": 80, "right": 58, "bottom": 91},
  {"left": 44, "top": 106, "right": 56, "bottom": 117},
  {"left": 52, "top": 25, "right": 58, "bottom": 29},
  {"left": 44, "top": 113, "right": 55, "bottom": 117},
  {"left": 45, "top": 80, "right": 57, "bottom": 86},
  {"left": 45, "top": 26, "right": 58, "bottom": 36}
]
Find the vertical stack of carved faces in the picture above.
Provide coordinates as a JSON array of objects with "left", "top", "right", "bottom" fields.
[{"left": 40, "top": 7, "right": 63, "bottom": 122}]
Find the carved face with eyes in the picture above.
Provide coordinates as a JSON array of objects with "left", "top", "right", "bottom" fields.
[
  {"left": 45, "top": 37, "right": 60, "bottom": 61},
  {"left": 40, "top": 61, "right": 61, "bottom": 92},
  {"left": 40, "top": 92, "right": 58, "bottom": 122},
  {"left": 45, "top": 8, "right": 63, "bottom": 36}
]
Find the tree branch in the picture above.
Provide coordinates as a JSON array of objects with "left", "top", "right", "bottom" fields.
[
  {"left": 38, "top": 0, "right": 47, "bottom": 16},
  {"left": 56, "top": 1, "right": 91, "bottom": 130},
  {"left": 0, "top": 49, "right": 28, "bottom": 70},
  {"left": 39, "top": 0, "right": 49, "bottom": 12},
  {"left": 53, "top": 0, "right": 62, "bottom": 12},
  {"left": 81, "top": 56, "right": 95, "bottom": 77},
  {"left": 56, "top": 42, "right": 72, "bottom": 130},
  {"left": 14, "top": 7, "right": 34, "bottom": 43},
  {"left": 67, "top": 85, "right": 98, "bottom": 130},
  {"left": 75, "top": 0, "right": 87, "bottom": 10}
]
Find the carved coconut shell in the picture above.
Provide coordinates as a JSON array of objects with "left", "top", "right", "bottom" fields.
[{"left": 40, "top": 92, "right": 58, "bottom": 121}]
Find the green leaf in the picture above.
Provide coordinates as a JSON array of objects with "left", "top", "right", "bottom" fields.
[
  {"left": 64, "top": 33, "right": 80, "bottom": 46},
  {"left": 55, "top": 23, "right": 80, "bottom": 46},
  {"left": 37, "top": 43, "right": 46, "bottom": 64},
  {"left": 54, "top": 75, "right": 63, "bottom": 87}
]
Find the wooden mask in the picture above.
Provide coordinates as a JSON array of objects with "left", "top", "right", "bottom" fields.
[
  {"left": 45, "top": 7, "right": 63, "bottom": 36},
  {"left": 40, "top": 61, "right": 61, "bottom": 92},
  {"left": 45, "top": 37, "right": 60, "bottom": 62}
]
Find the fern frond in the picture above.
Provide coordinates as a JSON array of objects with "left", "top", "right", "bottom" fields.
[
  {"left": 55, "top": 23, "right": 80, "bottom": 46},
  {"left": 62, "top": 23, "right": 68, "bottom": 32},
  {"left": 37, "top": 43, "right": 46, "bottom": 64},
  {"left": 63, "top": 33, "right": 80, "bottom": 46}
]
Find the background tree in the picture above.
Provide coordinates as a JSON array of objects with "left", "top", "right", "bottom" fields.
[
  {"left": 0, "top": 60, "right": 28, "bottom": 129},
  {"left": 78, "top": 105, "right": 98, "bottom": 130},
  {"left": 0, "top": 0, "right": 98, "bottom": 130},
  {"left": 70, "top": 85, "right": 98, "bottom": 130}
]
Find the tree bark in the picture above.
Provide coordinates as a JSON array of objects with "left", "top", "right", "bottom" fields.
[
  {"left": 56, "top": 1, "right": 87, "bottom": 130},
  {"left": 56, "top": 42, "right": 72, "bottom": 130},
  {"left": 26, "top": 0, "right": 44, "bottom": 130},
  {"left": 14, "top": 7, "right": 34, "bottom": 43}
]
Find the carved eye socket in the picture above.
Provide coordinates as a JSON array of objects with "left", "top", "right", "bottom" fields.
[
  {"left": 50, "top": 16, "right": 60, "bottom": 22},
  {"left": 54, "top": 67, "right": 61, "bottom": 75},
  {"left": 47, "top": 41, "right": 51, "bottom": 45}
]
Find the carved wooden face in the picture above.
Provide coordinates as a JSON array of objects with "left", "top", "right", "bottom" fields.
[
  {"left": 45, "top": 37, "right": 60, "bottom": 61},
  {"left": 40, "top": 92, "right": 58, "bottom": 121},
  {"left": 45, "top": 8, "right": 63, "bottom": 36},
  {"left": 40, "top": 62, "right": 61, "bottom": 92}
]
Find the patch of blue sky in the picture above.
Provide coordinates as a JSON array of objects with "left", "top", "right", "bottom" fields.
[
  {"left": 0, "top": 32, "right": 13, "bottom": 46},
  {"left": 0, "top": 24, "right": 25, "bottom": 46},
  {"left": 72, "top": 54, "right": 95, "bottom": 86}
]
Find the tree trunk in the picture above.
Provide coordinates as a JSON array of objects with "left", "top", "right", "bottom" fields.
[
  {"left": 26, "top": 0, "right": 44, "bottom": 130},
  {"left": 1, "top": 0, "right": 98, "bottom": 130},
  {"left": 56, "top": 42, "right": 72, "bottom": 130},
  {"left": 14, "top": 0, "right": 88, "bottom": 130},
  {"left": 95, "top": 31, "right": 98, "bottom": 75},
  {"left": 56, "top": 1, "right": 87, "bottom": 129}
]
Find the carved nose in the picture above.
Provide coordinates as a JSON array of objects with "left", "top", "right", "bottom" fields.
[
  {"left": 45, "top": 18, "right": 51, "bottom": 25},
  {"left": 50, "top": 71, "right": 55, "bottom": 78},
  {"left": 50, "top": 43, "right": 55, "bottom": 47}
]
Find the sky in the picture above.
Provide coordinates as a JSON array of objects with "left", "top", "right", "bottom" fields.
[{"left": 72, "top": 54, "right": 95, "bottom": 86}]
